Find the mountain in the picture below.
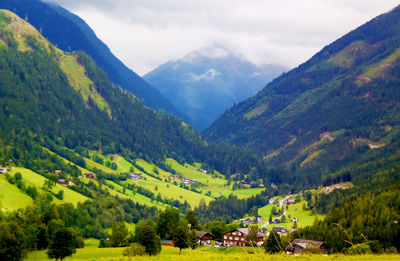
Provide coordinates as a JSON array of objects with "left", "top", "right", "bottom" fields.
[
  {"left": 0, "top": 0, "right": 189, "bottom": 121},
  {"left": 204, "top": 5, "right": 400, "bottom": 186},
  {"left": 144, "top": 45, "right": 286, "bottom": 130},
  {"left": 0, "top": 9, "right": 266, "bottom": 186}
]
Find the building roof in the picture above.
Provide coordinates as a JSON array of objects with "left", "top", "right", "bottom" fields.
[
  {"left": 196, "top": 231, "right": 212, "bottom": 239},
  {"left": 273, "top": 226, "right": 288, "bottom": 233},
  {"left": 287, "top": 239, "right": 325, "bottom": 249}
]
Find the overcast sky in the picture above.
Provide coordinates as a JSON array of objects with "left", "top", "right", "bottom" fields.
[{"left": 45, "top": 0, "right": 399, "bottom": 75}]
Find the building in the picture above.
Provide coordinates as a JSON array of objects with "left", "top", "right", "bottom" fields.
[
  {"left": 286, "top": 198, "right": 295, "bottom": 204},
  {"left": 84, "top": 173, "right": 95, "bottom": 179},
  {"left": 240, "top": 218, "right": 253, "bottom": 225},
  {"left": 129, "top": 173, "right": 142, "bottom": 180},
  {"left": 273, "top": 226, "right": 288, "bottom": 235},
  {"left": 291, "top": 217, "right": 298, "bottom": 222},
  {"left": 196, "top": 231, "right": 212, "bottom": 245},
  {"left": 269, "top": 197, "right": 277, "bottom": 204},
  {"left": 57, "top": 179, "right": 67, "bottom": 186},
  {"left": 286, "top": 239, "right": 328, "bottom": 255},
  {"left": 54, "top": 170, "right": 62, "bottom": 175},
  {"left": 223, "top": 228, "right": 265, "bottom": 247},
  {"left": 172, "top": 174, "right": 179, "bottom": 180},
  {"left": 0, "top": 166, "right": 7, "bottom": 174},
  {"left": 161, "top": 240, "right": 174, "bottom": 247}
]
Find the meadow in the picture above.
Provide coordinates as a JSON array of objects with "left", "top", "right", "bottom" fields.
[{"left": 24, "top": 245, "right": 400, "bottom": 261}]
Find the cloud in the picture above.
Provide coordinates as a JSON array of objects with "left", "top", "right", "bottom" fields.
[
  {"left": 44, "top": 0, "right": 400, "bottom": 75},
  {"left": 190, "top": 69, "right": 220, "bottom": 82}
]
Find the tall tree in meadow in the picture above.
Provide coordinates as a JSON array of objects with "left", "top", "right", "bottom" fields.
[{"left": 46, "top": 227, "right": 76, "bottom": 261}]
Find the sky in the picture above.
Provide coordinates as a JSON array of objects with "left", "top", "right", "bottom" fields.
[{"left": 45, "top": 0, "right": 400, "bottom": 76}]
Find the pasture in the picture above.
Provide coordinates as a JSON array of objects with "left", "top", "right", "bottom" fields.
[{"left": 24, "top": 246, "right": 400, "bottom": 261}]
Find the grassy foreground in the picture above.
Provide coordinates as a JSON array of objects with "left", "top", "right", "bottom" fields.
[{"left": 25, "top": 246, "right": 400, "bottom": 261}]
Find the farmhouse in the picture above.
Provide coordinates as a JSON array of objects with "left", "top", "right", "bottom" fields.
[
  {"left": 273, "top": 226, "right": 288, "bottom": 235},
  {"left": 84, "top": 172, "right": 95, "bottom": 179},
  {"left": 172, "top": 174, "right": 179, "bottom": 180},
  {"left": 129, "top": 173, "right": 142, "bottom": 180},
  {"left": 223, "top": 228, "right": 265, "bottom": 247},
  {"left": 286, "top": 198, "right": 295, "bottom": 204},
  {"left": 286, "top": 239, "right": 328, "bottom": 255},
  {"left": 0, "top": 166, "right": 8, "bottom": 174},
  {"left": 54, "top": 170, "right": 62, "bottom": 175},
  {"left": 269, "top": 197, "right": 277, "bottom": 204},
  {"left": 196, "top": 231, "right": 212, "bottom": 245},
  {"left": 57, "top": 179, "right": 67, "bottom": 186},
  {"left": 240, "top": 218, "right": 253, "bottom": 225}
]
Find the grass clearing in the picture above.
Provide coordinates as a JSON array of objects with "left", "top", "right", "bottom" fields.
[
  {"left": 9, "top": 167, "right": 89, "bottom": 206},
  {"left": 24, "top": 246, "right": 400, "bottom": 261},
  {"left": 0, "top": 174, "right": 33, "bottom": 212}
]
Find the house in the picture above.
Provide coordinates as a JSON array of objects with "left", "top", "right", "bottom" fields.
[
  {"left": 258, "top": 183, "right": 265, "bottom": 188},
  {"left": 84, "top": 173, "right": 95, "bottom": 179},
  {"left": 57, "top": 179, "right": 67, "bottom": 186},
  {"left": 269, "top": 197, "right": 277, "bottom": 204},
  {"left": 240, "top": 218, "right": 253, "bottom": 225},
  {"left": 196, "top": 231, "right": 212, "bottom": 245},
  {"left": 161, "top": 240, "right": 174, "bottom": 247},
  {"left": 55, "top": 170, "right": 62, "bottom": 175},
  {"left": 273, "top": 226, "right": 288, "bottom": 235},
  {"left": 172, "top": 174, "right": 179, "bottom": 180},
  {"left": 272, "top": 218, "right": 281, "bottom": 223},
  {"left": 183, "top": 177, "right": 191, "bottom": 184},
  {"left": 129, "top": 173, "right": 142, "bottom": 180},
  {"left": 286, "top": 239, "right": 328, "bottom": 255},
  {"left": 200, "top": 169, "right": 207, "bottom": 174},
  {"left": 255, "top": 215, "right": 263, "bottom": 223},
  {"left": 223, "top": 228, "right": 265, "bottom": 247},
  {"left": 286, "top": 198, "right": 295, "bottom": 204},
  {"left": 291, "top": 217, "right": 298, "bottom": 222},
  {"left": 0, "top": 166, "right": 7, "bottom": 174}
]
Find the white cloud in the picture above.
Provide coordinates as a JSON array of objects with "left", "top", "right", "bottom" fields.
[
  {"left": 190, "top": 69, "right": 220, "bottom": 82},
  {"left": 44, "top": 0, "right": 400, "bottom": 75}
]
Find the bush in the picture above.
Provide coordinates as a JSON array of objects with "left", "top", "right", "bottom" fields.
[
  {"left": 122, "top": 243, "right": 146, "bottom": 256},
  {"left": 347, "top": 243, "right": 372, "bottom": 255}
]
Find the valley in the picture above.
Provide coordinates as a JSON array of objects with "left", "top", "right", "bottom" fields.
[{"left": 0, "top": 1, "right": 399, "bottom": 260}]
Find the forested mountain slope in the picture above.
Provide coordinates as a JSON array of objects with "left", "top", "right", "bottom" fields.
[
  {"left": 0, "top": 0, "right": 188, "bottom": 121},
  {"left": 144, "top": 45, "right": 286, "bottom": 130},
  {"left": 205, "top": 5, "right": 400, "bottom": 186},
  {"left": 0, "top": 9, "right": 264, "bottom": 183}
]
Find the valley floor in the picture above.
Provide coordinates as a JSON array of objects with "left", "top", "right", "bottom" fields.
[{"left": 24, "top": 246, "right": 400, "bottom": 261}]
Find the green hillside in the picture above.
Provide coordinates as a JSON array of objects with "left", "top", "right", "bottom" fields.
[{"left": 204, "top": 5, "right": 400, "bottom": 190}]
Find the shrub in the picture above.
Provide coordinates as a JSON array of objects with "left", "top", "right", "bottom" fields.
[
  {"left": 347, "top": 243, "right": 372, "bottom": 255},
  {"left": 122, "top": 243, "right": 146, "bottom": 256}
]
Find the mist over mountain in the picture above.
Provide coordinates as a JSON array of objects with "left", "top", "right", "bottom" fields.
[{"left": 144, "top": 45, "right": 286, "bottom": 130}]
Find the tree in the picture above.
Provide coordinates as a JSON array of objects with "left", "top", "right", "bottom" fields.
[
  {"left": 109, "top": 222, "right": 129, "bottom": 247},
  {"left": 156, "top": 208, "right": 180, "bottom": 239},
  {"left": 173, "top": 226, "right": 189, "bottom": 253},
  {"left": 188, "top": 230, "right": 198, "bottom": 249},
  {"left": 185, "top": 210, "right": 199, "bottom": 230},
  {"left": 47, "top": 227, "right": 76, "bottom": 261},
  {"left": 0, "top": 221, "right": 27, "bottom": 261},
  {"left": 207, "top": 221, "right": 227, "bottom": 241},
  {"left": 135, "top": 224, "right": 161, "bottom": 255},
  {"left": 264, "top": 231, "right": 282, "bottom": 254},
  {"left": 246, "top": 225, "right": 259, "bottom": 247}
]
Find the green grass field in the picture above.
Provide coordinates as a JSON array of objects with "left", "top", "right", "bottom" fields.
[
  {"left": 259, "top": 199, "right": 324, "bottom": 231},
  {"left": 24, "top": 246, "right": 400, "bottom": 261},
  {"left": 166, "top": 158, "right": 263, "bottom": 199},
  {"left": 9, "top": 167, "right": 89, "bottom": 206},
  {"left": 0, "top": 174, "right": 33, "bottom": 212}
]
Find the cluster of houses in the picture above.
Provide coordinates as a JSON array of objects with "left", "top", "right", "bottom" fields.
[
  {"left": 240, "top": 216, "right": 263, "bottom": 225},
  {"left": 183, "top": 177, "right": 198, "bottom": 184},
  {"left": 191, "top": 228, "right": 328, "bottom": 254}
]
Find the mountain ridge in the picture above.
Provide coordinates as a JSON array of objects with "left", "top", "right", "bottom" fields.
[
  {"left": 144, "top": 45, "right": 286, "bottom": 130},
  {"left": 0, "top": 0, "right": 189, "bottom": 121}
]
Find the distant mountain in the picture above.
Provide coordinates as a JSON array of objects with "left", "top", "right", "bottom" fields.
[
  {"left": 0, "top": 0, "right": 189, "bottom": 121},
  {"left": 144, "top": 45, "right": 286, "bottom": 130},
  {"left": 204, "top": 5, "right": 400, "bottom": 185}
]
